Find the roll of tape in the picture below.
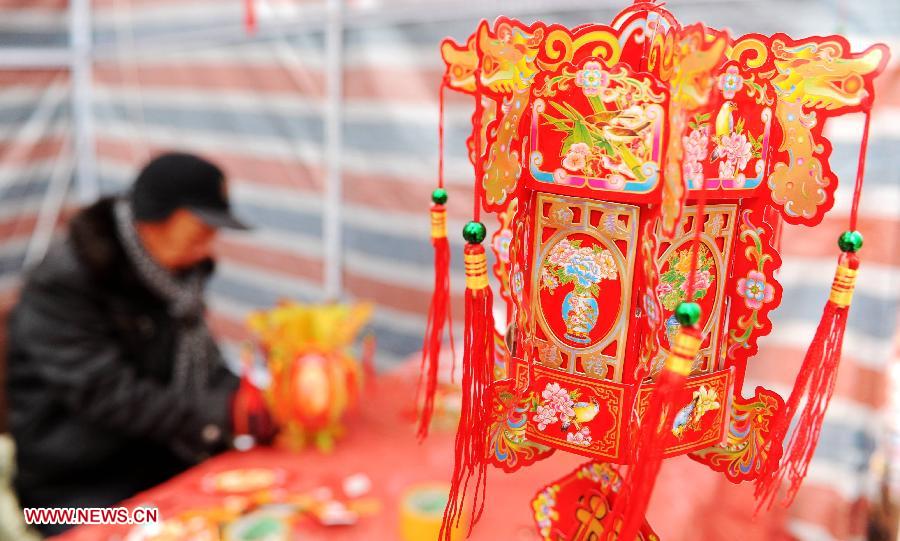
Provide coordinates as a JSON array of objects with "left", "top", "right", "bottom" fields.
[{"left": 399, "top": 483, "right": 467, "bottom": 541}]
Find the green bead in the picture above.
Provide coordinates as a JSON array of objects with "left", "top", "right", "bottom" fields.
[
  {"left": 431, "top": 188, "right": 448, "bottom": 205},
  {"left": 674, "top": 302, "right": 701, "bottom": 327},
  {"left": 462, "top": 221, "right": 487, "bottom": 244},
  {"left": 837, "top": 230, "right": 863, "bottom": 253}
]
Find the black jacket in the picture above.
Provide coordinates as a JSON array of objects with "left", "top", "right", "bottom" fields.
[{"left": 6, "top": 197, "right": 239, "bottom": 510}]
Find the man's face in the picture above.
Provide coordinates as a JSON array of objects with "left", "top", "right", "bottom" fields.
[{"left": 151, "top": 209, "right": 218, "bottom": 270}]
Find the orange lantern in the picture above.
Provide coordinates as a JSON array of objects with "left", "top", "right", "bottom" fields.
[{"left": 247, "top": 302, "right": 372, "bottom": 452}]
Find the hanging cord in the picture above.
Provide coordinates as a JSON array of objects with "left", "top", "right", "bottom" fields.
[
  {"left": 438, "top": 76, "right": 447, "bottom": 190},
  {"left": 472, "top": 97, "right": 484, "bottom": 222},
  {"left": 848, "top": 109, "right": 870, "bottom": 231}
]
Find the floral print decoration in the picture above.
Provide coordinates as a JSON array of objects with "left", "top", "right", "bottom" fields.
[
  {"left": 551, "top": 103, "right": 654, "bottom": 186},
  {"left": 538, "top": 62, "right": 664, "bottom": 187},
  {"left": 727, "top": 209, "right": 779, "bottom": 360},
  {"left": 531, "top": 382, "right": 598, "bottom": 447},
  {"left": 709, "top": 104, "right": 763, "bottom": 184},
  {"left": 682, "top": 119, "right": 710, "bottom": 188},
  {"left": 542, "top": 238, "right": 617, "bottom": 296},
  {"left": 656, "top": 245, "right": 715, "bottom": 311},
  {"left": 718, "top": 65, "right": 745, "bottom": 100},
  {"left": 736, "top": 270, "right": 775, "bottom": 310},
  {"left": 532, "top": 484, "right": 560, "bottom": 539},
  {"left": 493, "top": 228, "right": 513, "bottom": 264},
  {"left": 575, "top": 61, "right": 610, "bottom": 96},
  {"left": 566, "top": 427, "right": 593, "bottom": 446}
]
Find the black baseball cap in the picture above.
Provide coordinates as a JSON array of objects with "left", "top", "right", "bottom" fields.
[{"left": 130, "top": 152, "right": 250, "bottom": 230}]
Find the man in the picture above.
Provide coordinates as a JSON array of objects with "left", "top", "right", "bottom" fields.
[{"left": 6, "top": 153, "right": 249, "bottom": 535}]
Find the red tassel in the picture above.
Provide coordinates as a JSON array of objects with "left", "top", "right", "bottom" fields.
[
  {"left": 417, "top": 204, "right": 453, "bottom": 440},
  {"left": 244, "top": 0, "right": 256, "bottom": 35},
  {"left": 604, "top": 328, "right": 700, "bottom": 541},
  {"left": 440, "top": 242, "right": 494, "bottom": 540},
  {"left": 755, "top": 252, "right": 859, "bottom": 509}
]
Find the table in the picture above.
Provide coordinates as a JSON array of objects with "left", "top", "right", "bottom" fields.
[
  {"left": 53, "top": 368, "right": 589, "bottom": 541},
  {"left": 54, "top": 366, "right": 788, "bottom": 541}
]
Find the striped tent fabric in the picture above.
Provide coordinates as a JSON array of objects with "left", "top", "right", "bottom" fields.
[
  {"left": 0, "top": 0, "right": 73, "bottom": 351},
  {"left": 0, "top": 0, "right": 897, "bottom": 539}
]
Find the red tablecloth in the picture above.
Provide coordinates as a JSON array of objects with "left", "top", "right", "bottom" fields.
[
  {"left": 53, "top": 367, "right": 787, "bottom": 541},
  {"left": 53, "top": 368, "right": 589, "bottom": 541}
]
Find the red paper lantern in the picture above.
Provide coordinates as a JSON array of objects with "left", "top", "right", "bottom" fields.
[{"left": 421, "top": 4, "right": 891, "bottom": 539}]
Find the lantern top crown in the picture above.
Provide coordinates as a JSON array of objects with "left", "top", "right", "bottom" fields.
[{"left": 441, "top": 3, "right": 889, "bottom": 233}]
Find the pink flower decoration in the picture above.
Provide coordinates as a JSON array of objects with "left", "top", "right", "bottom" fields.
[
  {"left": 492, "top": 229, "right": 513, "bottom": 263},
  {"left": 562, "top": 150, "right": 586, "bottom": 172},
  {"left": 736, "top": 270, "right": 774, "bottom": 310},
  {"left": 575, "top": 61, "right": 609, "bottom": 97},
  {"left": 569, "top": 142, "right": 590, "bottom": 156},
  {"left": 566, "top": 427, "right": 593, "bottom": 447},
  {"left": 692, "top": 269, "right": 712, "bottom": 293},
  {"left": 533, "top": 405, "right": 557, "bottom": 431},
  {"left": 718, "top": 65, "right": 744, "bottom": 100},
  {"left": 547, "top": 239, "right": 577, "bottom": 266}
]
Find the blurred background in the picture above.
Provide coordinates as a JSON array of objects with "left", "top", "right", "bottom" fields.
[{"left": 0, "top": 0, "right": 896, "bottom": 540}]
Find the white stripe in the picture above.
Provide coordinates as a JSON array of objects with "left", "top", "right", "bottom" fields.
[
  {"left": 93, "top": 1, "right": 247, "bottom": 30},
  {"left": 844, "top": 36, "right": 900, "bottom": 69},
  {"left": 343, "top": 249, "right": 431, "bottom": 292},
  {"left": 96, "top": 36, "right": 436, "bottom": 69},
  {"left": 93, "top": 84, "right": 474, "bottom": 124},
  {"left": 777, "top": 259, "right": 900, "bottom": 300},
  {"left": 94, "top": 83, "right": 324, "bottom": 115},
  {"left": 95, "top": 40, "right": 326, "bottom": 70},
  {"left": 93, "top": 118, "right": 325, "bottom": 166},
  {"left": 831, "top": 182, "right": 900, "bottom": 219},
  {"left": 802, "top": 461, "right": 877, "bottom": 502},
  {"left": 0, "top": 82, "right": 68, "bottom": 108},
  {"left": 229, "top": 181, "right": 322, "bottom": 214},
  {"left": 743, "top": 378, "right": 884, "bottom": 430},
  {"left": 0, "top": 87, "right": 68, "bottom": 143},
  {"left": 0, "top": 157, "right": 72, "bottom": 204},
  {"left": 762, "top": 322, "right": 894, "bottom": 370},
  {"left": 825, "top": 109, "right": 900, "bottom": 142},
  {"left": 215, "top": 259, "right": 324, "bottom": 301},
  {"left": 222, "top": 228, "right": 324, "bottom": 260},
  {"left": 93, "top": 118, "right": 478, "bottom": 184}
]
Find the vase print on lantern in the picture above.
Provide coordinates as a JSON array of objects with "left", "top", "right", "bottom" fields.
[
  {"left": 562, "top": 292, "right": 599, "bottom": 343},
  {"left": 541, "top": 237, "right": 618, "bottom": 346}
]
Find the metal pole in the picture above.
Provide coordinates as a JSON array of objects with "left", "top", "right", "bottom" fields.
[
  {"left": 323, "top": 0, "right": 344, "bottom": 300},
  {"left": 70, "top": 0, "right": 99, "bottom": 203}
]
